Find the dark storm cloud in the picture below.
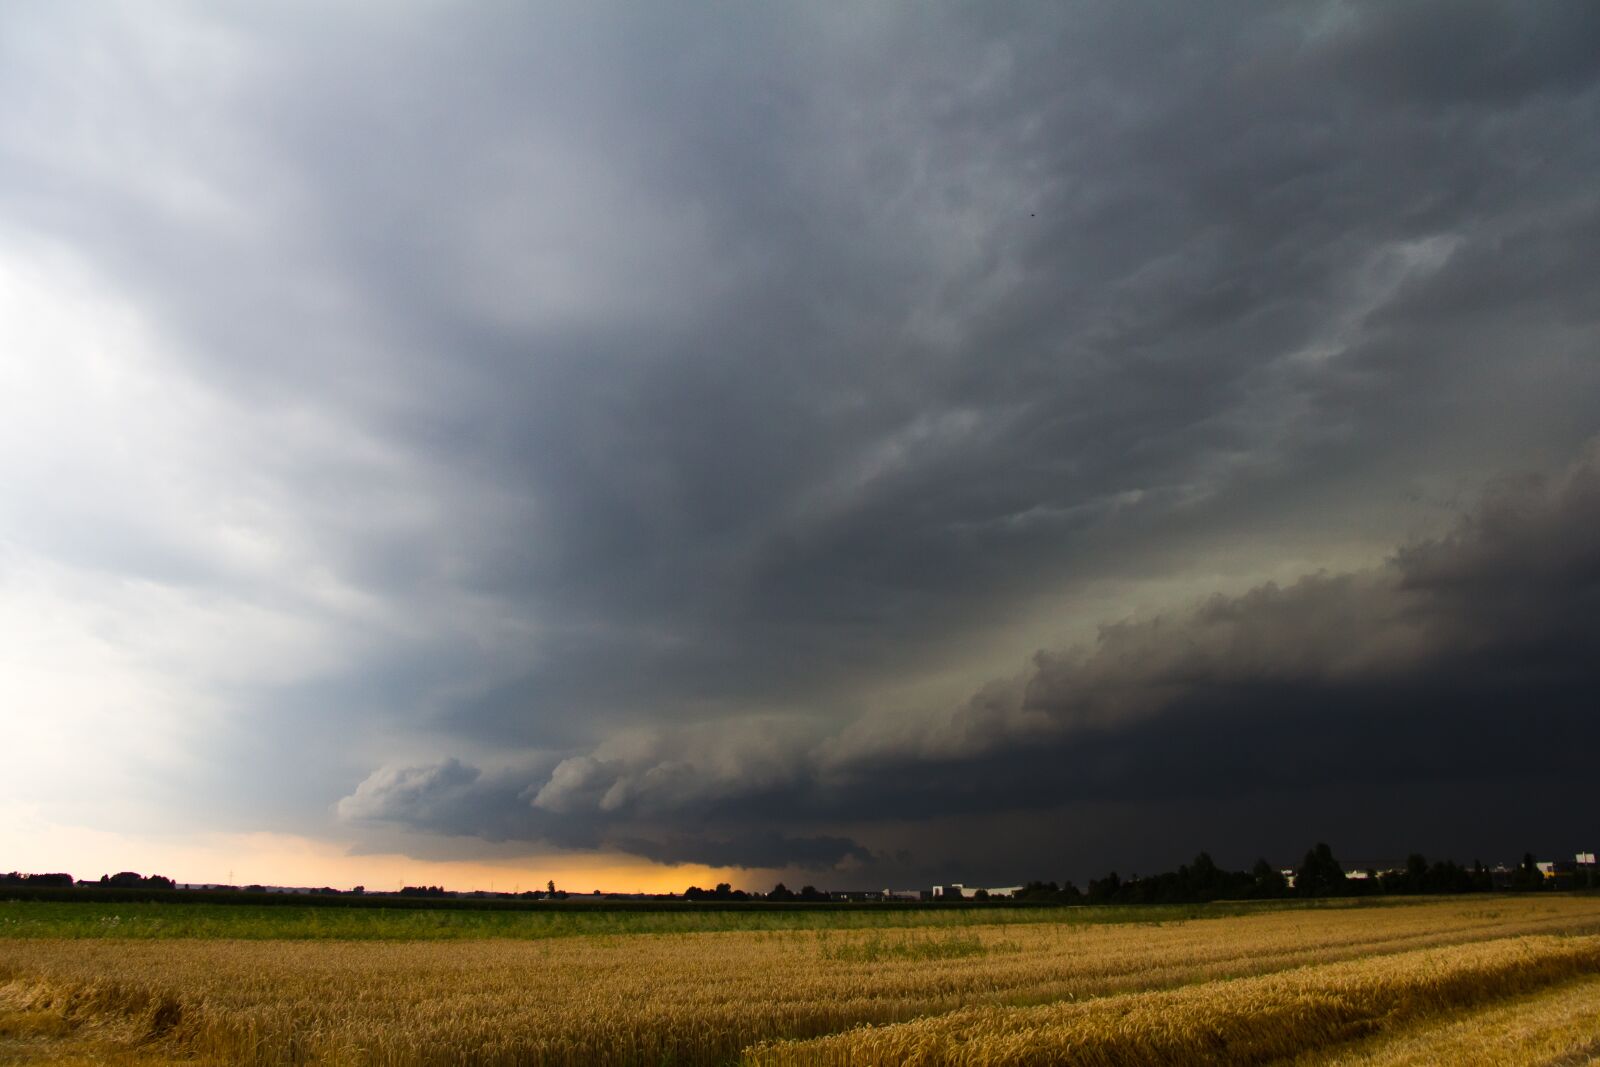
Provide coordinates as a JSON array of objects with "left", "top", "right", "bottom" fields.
[
  {"left": 837, "top": 444, "right": 1600, "bottom": 826},
  {"left": 3, "top": 3, "right": 1598, "bottom": 872},
  {"left": 335, "top": 756, "right": 599, "bottom": 853},
  {"left": 337, "top": 744, "right": 876, "bottom": 870},
  {"left": 339, "top": 717, "right": 880, "bottom": 868},
  {"left": 614, "top": 832, "right": 873, "bottom": 872},
  {"left": 431, "top": 0, "right": 1600, "bottom": 745},
  {"left": 341, "top": 447, "right": 1600, "bottom": 872}
]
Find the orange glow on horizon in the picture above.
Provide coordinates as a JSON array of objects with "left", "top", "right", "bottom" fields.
[{"left": 0, "top": 807, "right": 773, "bottom": 895}]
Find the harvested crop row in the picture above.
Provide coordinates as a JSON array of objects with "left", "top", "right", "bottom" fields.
[
  {"left": 1290, "top": 973, "right": 1600, "bottom": 1067},
  {"left": 2, "top": 899, "right": 1598, "bottom": 1065},
  {"left": 746, "top": 934, "right": 1600, "bottom": 1067}
]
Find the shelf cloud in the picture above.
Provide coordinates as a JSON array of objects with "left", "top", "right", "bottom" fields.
[
  {"left": 339, "top": 447, "right": 1600, "bottom": 871},
  {"left": 3, "top": 1, "right": 1598, "bottom": 885}
]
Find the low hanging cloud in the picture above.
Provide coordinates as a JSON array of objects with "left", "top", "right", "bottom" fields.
[
  {"left": 337, "top": 720, "right": 873, "bottom": 868},
  {"left": 827, "top": 443, "right": 1600, "bottom": 816},
  {"left": 4, "top": 1, "right": 1598, "bottom": 874},
  {"left": 339, "top": 444, "right": 1600, "bottom": 872}
]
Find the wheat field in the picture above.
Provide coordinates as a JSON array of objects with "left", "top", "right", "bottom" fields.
[{"left": 2, "top": 897, "right": 1598, "bottom": 1065}]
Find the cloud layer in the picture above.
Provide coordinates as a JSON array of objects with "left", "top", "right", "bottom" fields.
[
  {"left": 2, "top": 1, "right": 1597, "bottom": 882},
  {"left": 342, "top": 446, "right": 1600, "bottom": 872}
]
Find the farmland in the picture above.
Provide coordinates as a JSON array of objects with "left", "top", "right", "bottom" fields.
[
  {"left": 0, "top": 896, "right": 1333, "bottom": 941},
  {"left": 2, "top": 896, "right": 1599, "bottom": 1065}
]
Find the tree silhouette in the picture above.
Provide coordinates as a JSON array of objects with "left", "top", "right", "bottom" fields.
[{"left": 1295, "top": 842, "right": 1348, "bottom": 897}]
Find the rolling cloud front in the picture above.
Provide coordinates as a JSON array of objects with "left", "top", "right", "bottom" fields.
[
  {"left": 341, "top": 450, "right": 1600, "bottom": 874},
  {"left": 2, "top": 1, "right": 1598, "bottom": 886}
]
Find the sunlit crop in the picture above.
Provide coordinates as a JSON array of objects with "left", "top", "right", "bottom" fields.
[{"left": 2, "top": 896, "right": 1598, "bottom": 1065}]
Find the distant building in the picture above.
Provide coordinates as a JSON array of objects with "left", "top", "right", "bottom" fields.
[
  {"left": 1538, "top": 861, "right": 1579, "bottom": 887},
  {"left": 1340, "top": 863, "right": 1403, "bottom": 881},
  {"left": 932, "top": 883, "right": 1023, "bottom": 899}
]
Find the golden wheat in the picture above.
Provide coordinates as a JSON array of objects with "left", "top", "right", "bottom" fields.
[
  {"left": 745, "top": 935, "right": 1600, "bottom": 1066},
  {"left": 1287, "top": 973, "right": 1600, "bottom": 1067},
  {"left": 2, "top": 897, "right": 1598, "bottom": 1065}
]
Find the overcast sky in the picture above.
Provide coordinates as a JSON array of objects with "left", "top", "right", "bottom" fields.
[{"left": 3, "top": 1, "right": 1598, "bottom": 891}]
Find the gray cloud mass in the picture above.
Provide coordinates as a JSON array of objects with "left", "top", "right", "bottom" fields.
[
  {"left": 343, "top": 447, "right": 1600, "bottom": 874},
  {"left": 1, "top": 1, "right": 1597, "bottom": 881}
]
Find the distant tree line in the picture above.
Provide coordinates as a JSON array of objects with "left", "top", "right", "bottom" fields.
[
  {"left": 0, "top": 871, "right": 179, "bottom": 890},
  {"left": 762, "top": 883, "right": 830, "bottom": 902},
  {"left": 5, "top": 846, "right": 1593, "bottom": 905},
  {"left": 1, "top": 872, "right": 74, "bottom": 888},
  {"left": 684, "top": 882, "right": 753, "bottom": 901},
  {"left": 683, "top": 883, "right": 840, "bottom": 902},
  {"left": 1011, "top": 844, "right": 1591, "bottom": 905},
  {"left": 98, "top": 872, "right": 176, "bottom": 890}
]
